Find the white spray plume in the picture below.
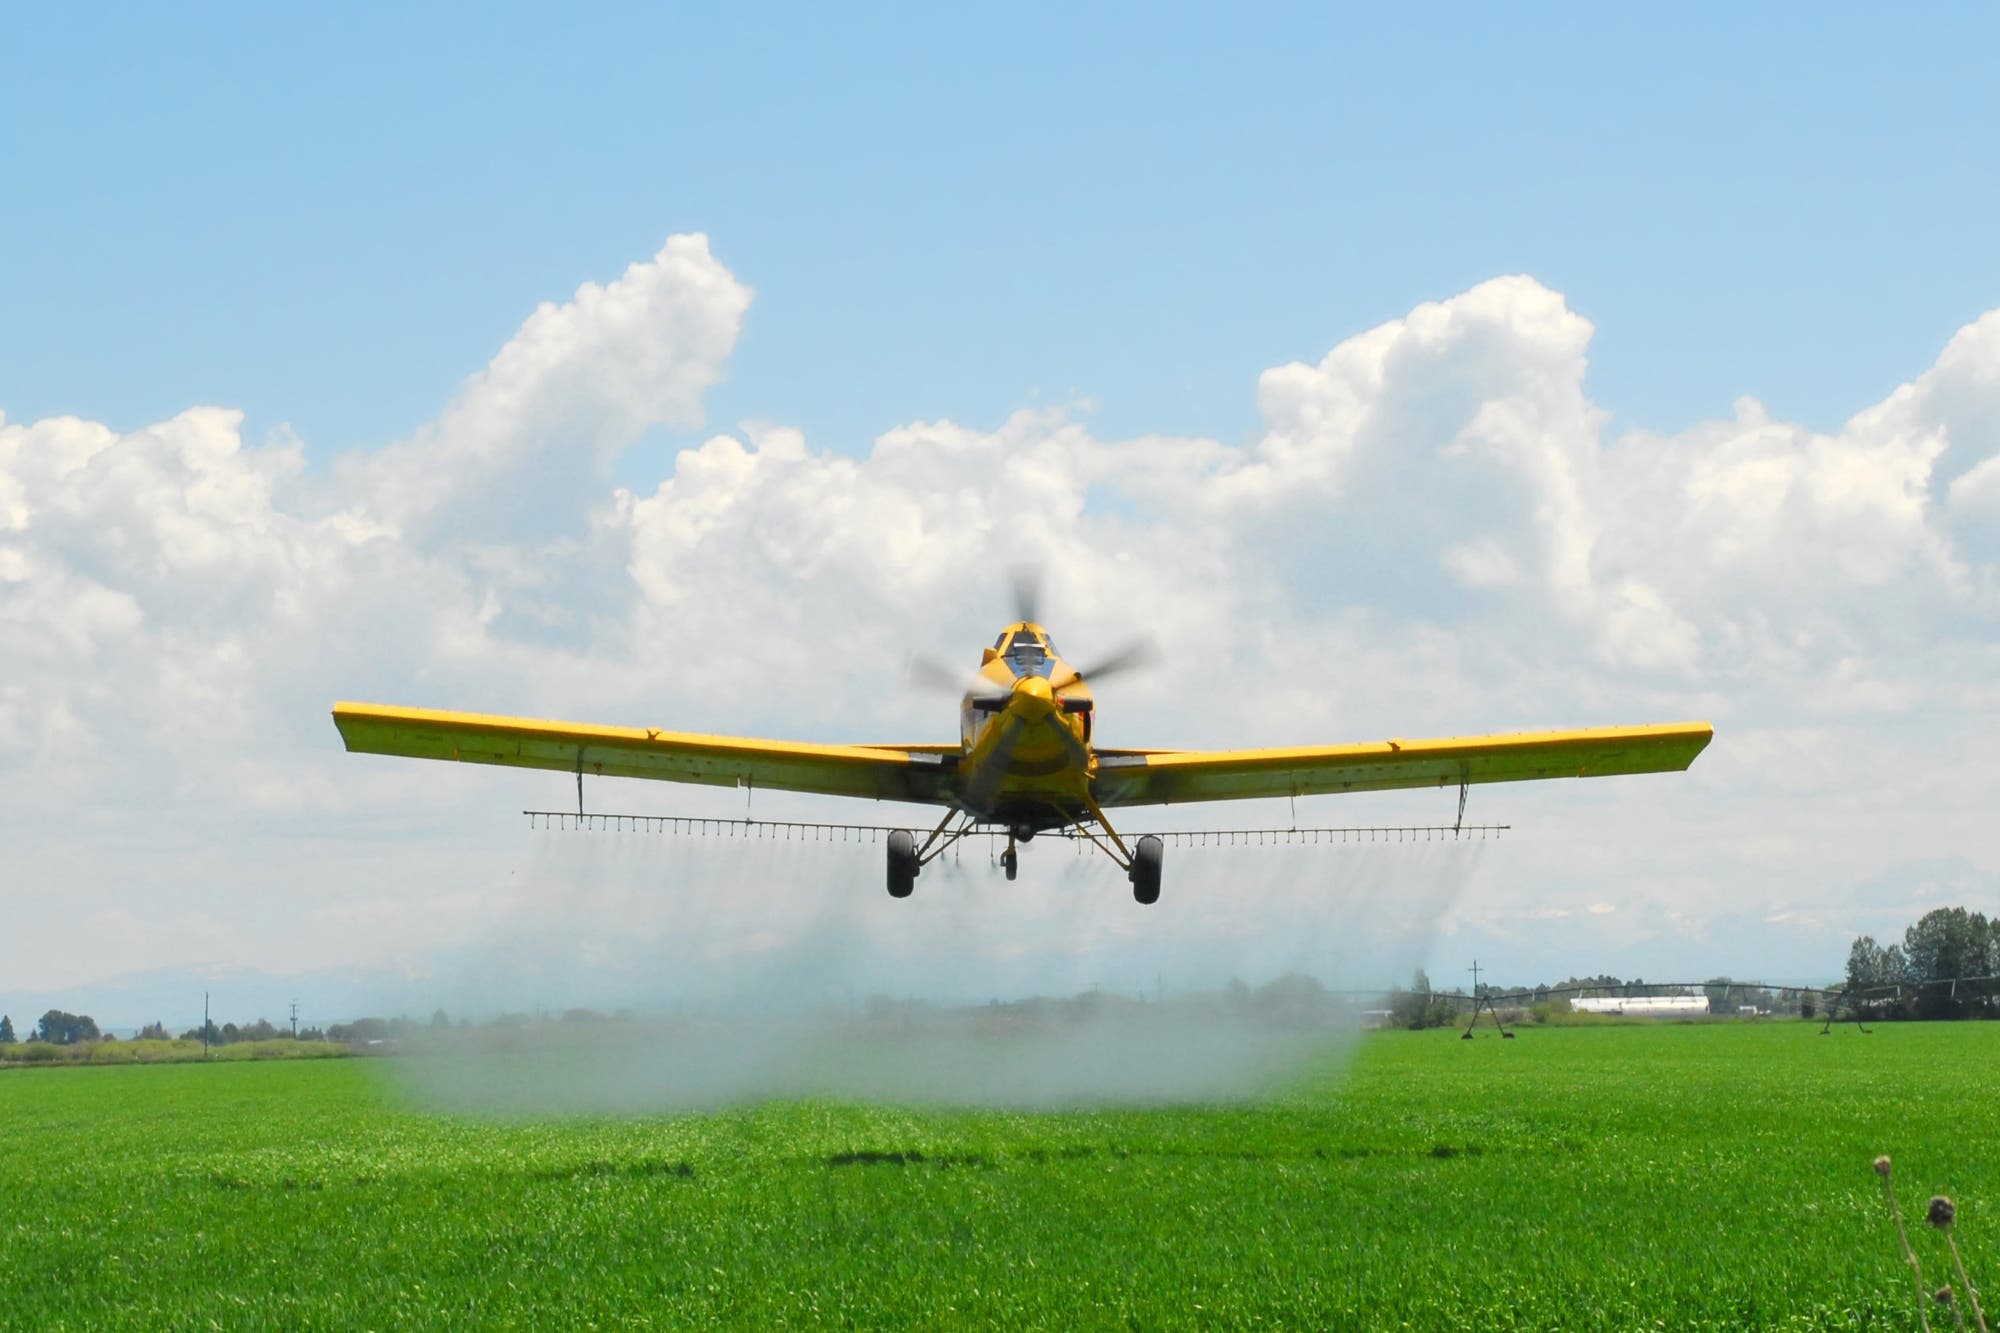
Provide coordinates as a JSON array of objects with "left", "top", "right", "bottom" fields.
[{"left": 393, "top": 827, "right": 1485, "bottom": 1115}]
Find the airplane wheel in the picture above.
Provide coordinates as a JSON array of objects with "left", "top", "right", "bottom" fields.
[
  {"left": 1129, "top": 835, "right": 1163, "bottom": 906},
  {"left": 887, "top": 830, "right": 918, "bottom": 899},
  {"left": 1001, "top": 846, "right": 1018, "bottom": 881}
]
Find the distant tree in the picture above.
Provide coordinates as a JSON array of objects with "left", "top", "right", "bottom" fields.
[
  {"left": 1904, "top": 908, "right": 1991, "bottom": 1016},
  {"left": 1388, "top": 969, "right": 1456, "bottom": 1029},
  {"left": 1067, "top": 988, "right": 1106, "bottom": 1021},
  {"left": 0, "top": 1014, "right": 14, "bottom": 1044},
  {"left": 1844, "top": 913, "right": 2000, "bottom": 1019},
  {"left": 328, "top": 1017, "right": 393, "bottom": 1042},
  {"left": 240, "top": 1019, "right": 279, "bottom": 1042},
  {"left": 137, "top": 1022, "right": 169, "bottom": 1040},
  {"left": 431, "top": 1008, "right": 451, "bottom": 1029},
  {"left": 1845, "top": 937, "right": 1886, "bottom": 994},
  {"left": 1703, "top": 977, "right": 1736, "bottom": 1014},
  {"left": 35, "top": 1010, "right": 100, "bottom": 1045},
  {"left": 1253, "top": 973, "right": 1330, "bottom": 1027},
  {"left": 1800, "top": 994, "right": 1817, "bottom": 1020}
]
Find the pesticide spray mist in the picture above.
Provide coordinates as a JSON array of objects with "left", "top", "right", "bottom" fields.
[{"left": 394, "top": 826, "right": 1485, "bottom": 1115}]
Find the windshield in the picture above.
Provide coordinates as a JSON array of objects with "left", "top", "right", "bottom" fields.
[{"left": 1003, "top": 632, "right": 1054, "bottom": 677}]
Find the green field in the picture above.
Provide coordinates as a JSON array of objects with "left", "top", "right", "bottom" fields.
[{"left": 3, "top": 1021, "right": 1992, "bottom": 1329}]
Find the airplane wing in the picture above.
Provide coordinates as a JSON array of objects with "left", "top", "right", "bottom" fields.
[
  {"left": 331, "top": 703, "right": 959, "bottom": 806},
  {"left": 1090, "top": 722, "right": 1712, "bottom": 808}
]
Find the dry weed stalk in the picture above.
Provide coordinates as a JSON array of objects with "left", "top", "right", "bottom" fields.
[
  {"left": 1878, "top": 1156, "right": 1933, "bottom": 1333},
  {"left": 1929, "top": 1195, "right": 1989, "bottom": 1333},
  {"left": 1939, "top": 1285, "right": 1970, "bottom": 1333}
]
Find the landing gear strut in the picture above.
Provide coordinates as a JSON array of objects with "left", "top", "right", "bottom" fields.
[{"left": 882, "top": 805, "right": 1164, "bottom": 904}]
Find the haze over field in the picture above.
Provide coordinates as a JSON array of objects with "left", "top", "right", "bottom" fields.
[
  {"left": 387, "top": 833, "right": 1479, "bottom": 1112},
  {"left": 3, "top": 10, "right": 1997, "bottom": 1010}
]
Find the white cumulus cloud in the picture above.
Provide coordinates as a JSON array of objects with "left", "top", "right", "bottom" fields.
[{"left": 3, "top": 242, "right": 1998, "bottom": 992}]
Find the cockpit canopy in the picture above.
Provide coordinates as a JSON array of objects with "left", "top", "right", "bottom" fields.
[{"left": 995, "top": 626, "right": 1059, "bottom": 677}]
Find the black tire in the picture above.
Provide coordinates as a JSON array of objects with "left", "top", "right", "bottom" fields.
[
  {"left": 1001, "top": 847, "right": 1018, "bottom": 881},
  {"left": 887, "top": 830, "right": 918, "bottom": 899},
  {"left": 1129, "top": 834, "right": 1163, "bottom": 906}
]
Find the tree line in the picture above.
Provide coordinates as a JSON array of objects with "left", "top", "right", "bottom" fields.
[
  {"left": 0, "top": 1011, "right": 332, "bottom": 1048},
  {"left": 0, "top": 1011, "right": 101, "bottom": 1045},
  {"left": 0, "top": 1008, "right": 482, "bottom": 1052},
  {"left": 1844, "top": 906, "right": 1998, "bottom": 1019}
]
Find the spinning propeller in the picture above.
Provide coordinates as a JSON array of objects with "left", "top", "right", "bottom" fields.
[
  {"left": 1009, "top": 565, "right": 1042, "bottom": 626},
  {"left": 1046, "top": 637, "right": 1159, "bottom": 693},
  {"left": 906, "top": 567, "right": 1159, "bottom": 707},
  {"left": 906, "top": 568, "right": 1161, "bottom": 812}
]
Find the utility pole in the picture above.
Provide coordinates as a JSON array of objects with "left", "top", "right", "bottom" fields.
[
  {"left": 202, "top": 992, "right": 210, "bottom": 1059},
  {"left": 289, "top": 1000, "right": 299, "bottom": 1039},
  {"left": 1468, "top": 959, "right": 1485, "bottom": 997}
]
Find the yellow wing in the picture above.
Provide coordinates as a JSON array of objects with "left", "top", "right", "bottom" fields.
[
  {"left": 1090, "top": 722, "right": 1712, "bottom": 808},
  {"left": 332, "top": 703, "right": 959, "bottom": 806}
]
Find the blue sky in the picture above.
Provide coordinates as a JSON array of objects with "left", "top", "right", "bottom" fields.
[
  {"left": 7, "top": 6, "right": 1997, "bottom": 464},
  {"left": 5, "top": 6, "right": 2000, "bottom": 1005}
]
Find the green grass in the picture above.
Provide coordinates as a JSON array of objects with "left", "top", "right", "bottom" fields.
[{"left": 2, "top": 1021, "right": 1992, "bottom": 1329}]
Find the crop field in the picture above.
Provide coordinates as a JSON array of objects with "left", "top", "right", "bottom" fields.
[{"left": 4, "top": 1020, "right": 1994, "bottom": 1330}]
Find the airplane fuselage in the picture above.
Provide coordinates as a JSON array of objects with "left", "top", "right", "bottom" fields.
[{"left": 956, "top": 622, "right": 1096, "bottom": 829}]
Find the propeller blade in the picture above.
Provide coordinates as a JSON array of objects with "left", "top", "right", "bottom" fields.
[
  {"left": 1050, "top": 714, "right": 1092, "bottom": 767},
  {"left": 907, "top": 655, "right": 966, "bottom": 693},
  {"left": 908, "top": 655, "right": 1006, "bottom": 701},
  {"left": 1048, "top": 636, "right": 1160, "bottom": 692},
  {"left": 1010, "top": 565, "right": 1042, "bottom": 626},
  {"left": 961, "top": 714, "right": 1025, "bottom": 813}
]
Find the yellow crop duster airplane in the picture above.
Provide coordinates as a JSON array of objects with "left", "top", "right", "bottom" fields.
[{"left": 333, "top": 601, "right": 1712, "bottom": 906}]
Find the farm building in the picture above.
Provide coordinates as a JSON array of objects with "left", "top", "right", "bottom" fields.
[{"left": 1570, "top": 994, "right": 1711, "bottom": 1017}]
